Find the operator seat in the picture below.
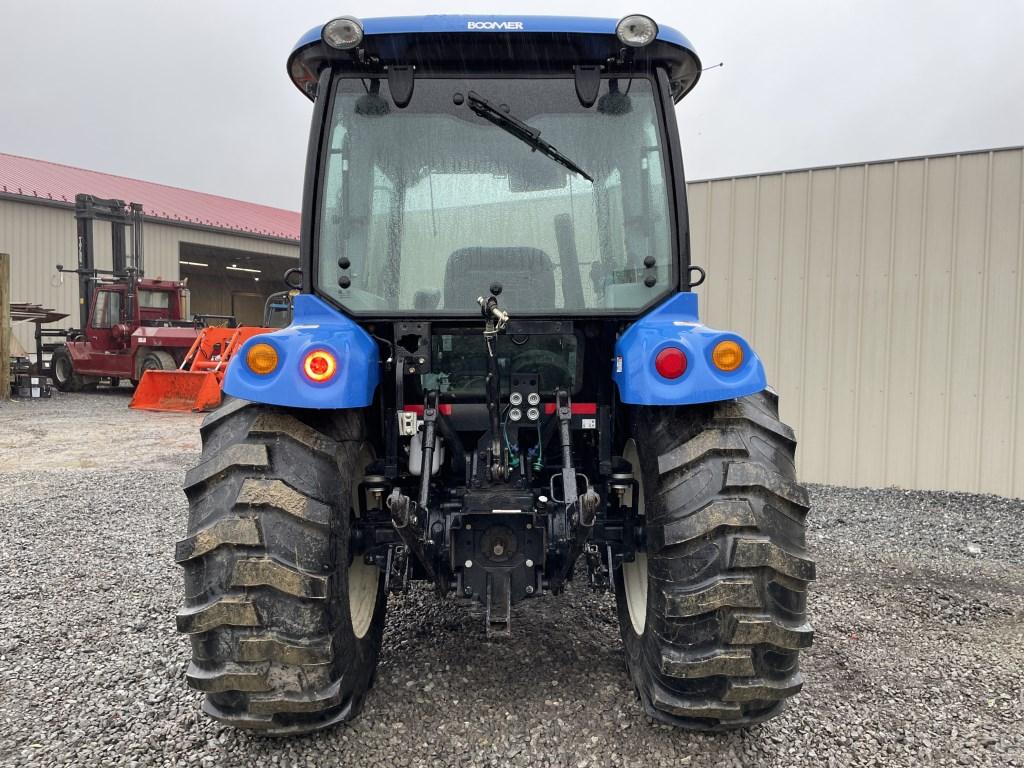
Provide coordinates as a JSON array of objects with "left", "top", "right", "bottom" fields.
[{"left": 443, "top": 247, "right": 555, "bottom": 311}]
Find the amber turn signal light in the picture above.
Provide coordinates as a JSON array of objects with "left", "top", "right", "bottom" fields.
[
  {"left": 712, "top": 340, "right": 744, "bottom": 372},
  {"left": 246, "top": 343, "right": 279, "bottom": 375},
  {"left": 303, "top": 349, "right": 337, "bottom": 382}
]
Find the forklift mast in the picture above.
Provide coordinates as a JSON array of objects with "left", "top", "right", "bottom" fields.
[{"left": 69, "top": 194, "right": 145, "bottom": 329}]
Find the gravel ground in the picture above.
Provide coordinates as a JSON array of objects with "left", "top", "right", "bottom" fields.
[{"left": 1, "top": 390, "right": 1022, "bottom": 768}]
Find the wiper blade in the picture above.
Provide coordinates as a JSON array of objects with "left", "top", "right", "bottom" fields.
[{"left": 466, "top": 91, "right": 593, "bottom": 182}]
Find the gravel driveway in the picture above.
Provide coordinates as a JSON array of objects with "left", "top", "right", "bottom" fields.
[{"left": 1, "top": 391, "right": 1021, "bottom": 767}]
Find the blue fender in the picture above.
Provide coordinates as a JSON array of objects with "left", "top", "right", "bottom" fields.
[
  {"left": 223, "top": 295, "right": 379, "bottom": 409},
  {"left": 612, "top": 293, "right": 766, "bottom": 406}
]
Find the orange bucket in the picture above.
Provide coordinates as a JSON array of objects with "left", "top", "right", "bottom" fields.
[{"left": 130, "top": 369, "right": 224, "bottom": 413}]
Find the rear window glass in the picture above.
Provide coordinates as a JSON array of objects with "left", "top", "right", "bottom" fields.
[{"left": 139, "top": 290, "right": 171, "bottom": 309}]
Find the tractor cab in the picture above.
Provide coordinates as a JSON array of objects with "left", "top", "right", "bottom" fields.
[
  {"left": 274, "top": 15, "right": 721, "bottom": 414},
  {"left": 287, "top": 14, "right": 702, "bottom": 323}
]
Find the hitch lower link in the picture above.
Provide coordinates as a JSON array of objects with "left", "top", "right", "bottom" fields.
[
  {"left": 384, "top": 392, "right": 449, "bottom": 595},
  {"left": 551, "top": 389, "right": 609, "bottom": 591},
  {"left": 386, "top": 487, "right": 447, "bottom": 595}
]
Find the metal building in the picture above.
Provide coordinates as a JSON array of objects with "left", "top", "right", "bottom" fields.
[
  {"left": 688, "top": 146, "right": 1024, "bottom": 498},
  {"left": 0, "top": 153, "right": 300, "bottom": 354}
]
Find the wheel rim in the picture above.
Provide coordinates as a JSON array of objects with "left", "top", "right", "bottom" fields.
[
  {"left": 54, "top": 356, "right": 71, "bottom": 384},
  {"left": 349, "top": 445, "right": 380, "bottom": 639},
  {"left": 622, "top": 439, "right": 648, "bottom": 635}
]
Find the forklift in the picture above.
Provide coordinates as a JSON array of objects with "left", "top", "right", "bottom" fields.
[{"left": 48, "top": 195, "right": 208, "bottom": 391}]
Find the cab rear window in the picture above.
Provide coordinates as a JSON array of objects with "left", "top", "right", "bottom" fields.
[{"left": 139, "top": 290, "right": 171, "bottom": 309}]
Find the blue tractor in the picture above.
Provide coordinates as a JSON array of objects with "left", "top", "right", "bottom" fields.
[{"left": 175, "top": 14, "right": 815, "bottom": 735}]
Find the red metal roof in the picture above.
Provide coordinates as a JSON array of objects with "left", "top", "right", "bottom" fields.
[{"left": 0, "top": 152, "right": 299, "bottom": 241}]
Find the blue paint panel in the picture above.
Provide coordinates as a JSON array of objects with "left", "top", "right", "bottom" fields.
[
  {"left": 223, "top": 294, "right": 379, "bottom": 410},
  {"left": 292, "top": 15, "right": 694, "bottom": 56},
  {"left": 612, "top": 293, "right": 767, "bottom": 406}
]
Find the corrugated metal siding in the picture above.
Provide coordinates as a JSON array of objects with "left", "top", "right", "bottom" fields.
[
  {"left": 688, "top": 147, "right": 1024, "bottom": 498},
  {"left": 1, "top": 200, "right": 79, "bottom": 352},
  {"left": 0, "top": 198, "right": 297, "bottom": 352}
]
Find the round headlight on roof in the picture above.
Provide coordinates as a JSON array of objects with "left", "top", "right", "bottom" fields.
[
  {"left": 322, "top": 16, "right": 364, "bottom": 50},
  {"left": 615, "top": 15, "right": 658, "bottom": 47}
]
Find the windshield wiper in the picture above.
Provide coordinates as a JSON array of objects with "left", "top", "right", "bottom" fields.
[{"left": 466, "top": 91, "right": 593, "bottom": 182}]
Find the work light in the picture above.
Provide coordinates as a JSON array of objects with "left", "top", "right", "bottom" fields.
[
  {"left": 615, "top": 15, "right": 658, "bottom": 47},
  {"left": 322, "top": 16, "right": 364, "bottom": 50}
]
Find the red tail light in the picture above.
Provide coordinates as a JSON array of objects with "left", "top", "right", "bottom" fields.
[
  {"left": 303, "top": 349, "right": 337, "bottom": 382},
  {"left": 655, "top": 347, "right": 687, "bottom": 379}
]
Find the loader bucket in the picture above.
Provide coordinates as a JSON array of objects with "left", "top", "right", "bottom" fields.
[{"left": 130, "top": 370, "right": 224, "bottom": 413}]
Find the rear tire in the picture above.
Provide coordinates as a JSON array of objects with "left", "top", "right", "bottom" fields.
[
  {"left": 51, "top": 346, "right": 83, "bottom": 392},
  {"left": 614, "top": 389, "right": 814, "bottom": 729},
  {"left": 176, "top": 397, "right": 386, "bottom": 734}
]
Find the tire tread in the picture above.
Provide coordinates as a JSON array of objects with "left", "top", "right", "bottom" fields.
[
  {"left": 617, "top": 390, "right": 814, "bottom": 730},
  {"left": 176, "top": 398, "right": 384, "bottom": 735}
]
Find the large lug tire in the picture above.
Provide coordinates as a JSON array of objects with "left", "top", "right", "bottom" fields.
[
  {"left": 615, "top": 389, "right": 814, "bottom": 730},
  {"left": 51, "top": 346, "right": 84, "bottom": 392},
  {"left": 175, "top": 397, "right": 387, "bottom": 735}
]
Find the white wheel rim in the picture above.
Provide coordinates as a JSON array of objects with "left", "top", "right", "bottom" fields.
[
  {"left": 349, "top": 445, "right": 380, "bottom": 639},
  {"left": 349, "top": 557, "right": 378, "bottom": 639},
  {"left": 621, "top": 439, "right": 648, "bottom": 635},
  {"left": 55, "top": 357, "right": 71, "bottom": 382}
]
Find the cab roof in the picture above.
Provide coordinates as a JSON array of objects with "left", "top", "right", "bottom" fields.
[{"left": 287, "top": 15, "right": 701, "bottom": 103}]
